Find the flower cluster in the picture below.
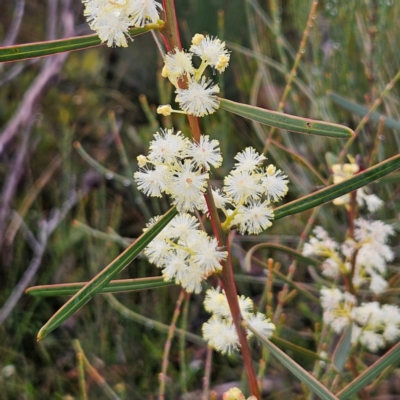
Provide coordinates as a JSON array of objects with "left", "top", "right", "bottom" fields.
[
  {"left": 320, "top": 287, "right": 400, "bottom": 352},
  {"left": 220, "top": 147, "right": 289, "bottom": 235},
  {"left": 134, "top": 129, "right": 289, "bottom": 235},
  {"left": 134, "top": 128, "right": 221, "bottom": 212},
  {"left": 303, "top": 219, "right": 395, "bottom": 294},
  {"left": 331, "top": 158, "right": 383, "bottom": 212},
  {"left": 144, "top": 214, "right": 227, "bottom": 293},
  {"left": 135, "top": 131, "right": 289, "bottom": 295},
  {"left": 202, "top": 288, "right": 275, "bottom": 354},
  {"left": 158, "top": 34, "right": 230, "bottom": 117},
  {"left": 82, "top": 0, "right": 162, "bottom": 47},
  {"left": 320, "top": 287, "right": 357, "bottom": 333}
]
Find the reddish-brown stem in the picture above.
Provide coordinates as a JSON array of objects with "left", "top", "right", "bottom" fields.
[
  {"left": 345, "top": 191, "right": 358, "bottom": 295},
  {"left": 187, "top": 115, "right": 201, "bottom": 143},
  {"left": 348, "top": 356, "right": 370, "bottom": 400},
  {"left": 161, "top": 0, "right": 181, "bottom": 51},
  {"left": 162, "top": 5, "right": 260, "bottom": 399},
  {"left": 219, "top": 232, "right": 260, "bottom": 398},
  {"left": 160, "top": 2, "right": 261, "bottom": 397}
]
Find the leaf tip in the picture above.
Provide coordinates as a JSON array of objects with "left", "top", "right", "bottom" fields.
[{"left": 37, "top": 326, "right": 48, "bottom": 342}]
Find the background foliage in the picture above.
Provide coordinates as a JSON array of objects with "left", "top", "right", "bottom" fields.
[{"left": 0, "top": 0, "right": 399, "bottom": 398}]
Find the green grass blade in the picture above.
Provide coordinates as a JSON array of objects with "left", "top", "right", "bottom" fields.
[
  {"left": 336, "top": 341, "right": 400, "bottom": 399},
  {"left": 26, "top": 277, "right": 173, "bottom": 297},
  {"left": 274, "top": 154, "right": 400, "bottom": 220},
  {"left": 0, "top": 22, "right": 164, "bottom": 63},
  {"left": 332, "top": 324, "right": 352, "bottom": 373},
  {"left": 328, "top": 91, "right": 400, "bottom": 131},
  {"left": 37, "top": 206, "right": 177, "bottom": 340},
  {"left": 219, "top": 98, "right": 354, "bottom": 138},
  {"left": 245, "top": 323, "right": 339, "bottom": 400}
]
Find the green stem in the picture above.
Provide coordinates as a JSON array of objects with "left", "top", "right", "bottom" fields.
[
  {"left": 195, "top": 59, "right": 209, "bottom": 81},
  {"left": 221, "top": 200, "right": 244, "bottom": 231}
]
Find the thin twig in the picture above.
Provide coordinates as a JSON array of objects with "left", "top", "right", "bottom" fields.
[
  {"left": 74, "top": 344, "right": 88, "bottom": 400},
  {"left": 0, "top": 0, "right": 74, "bottom": 155},
  {"left": 46, "top": 0, "right": 58, "bottom": 41},
  {"left": 263, "top": 0, "right": 319, "bottom": 154},
  {"left": 179, "top": 292, "right": 190, "bottom": 395},
  {"left": 367, "top": 116, "right": 385, "bottom": 167},
  {"left": 105, "top": 294, "right": 206, "bottom": 346},
  {"left": 159, "top": 289, "right": 185, "bottom": 400},
  {"left": 72, "top": 340, "right": 121, "bottom": 400},
  {"left": 0, "top": 60, "right": 40, "bottom": 87},
  {"left": 202, "top": 346, "right": 213, "bottom": 400},
  {"left": 0, "top": 189, "right": 84, "bottom": 325},
  {"left": 273, "top": 206, "right": 320, "bottom": 325},
  {"left": 338, "top": 67, "right": 400, "bottom": 163},
  {"left": 0, "top": 121, "right": 32, "bottom": 248},
  {"left": 4, "top": 156, "right": 62, "bottom": 251},
  {"left": 2, "top": 0, "right": 25, "bottom": 47}
]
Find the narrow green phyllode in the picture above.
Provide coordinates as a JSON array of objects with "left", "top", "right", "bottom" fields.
[{"left": 219, "top": 98, "right": 354, "bottom": 138}]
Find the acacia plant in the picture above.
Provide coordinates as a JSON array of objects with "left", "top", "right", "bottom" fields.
[{"left": 1, "top": 0, "right": 400, "bottom": 399}]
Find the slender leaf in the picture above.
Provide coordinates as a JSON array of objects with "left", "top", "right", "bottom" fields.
[
  {"left": 37, "top": 206, "right": 177, "bottom": 340},
  {"left": 74, "top": 142, "right": 134, "bottom": 186},
  {"left": 332, "top": 324, "right": 352, "bottom": 373},
  {"left": 0, "top": 22, "right": 164, "bottom": 63},
  {"left": 246, "top": 323, "right": 339, "bottom": 400},
  {"left": 336, "top": 341, "right": 400, "bottom": 399},
  {"left": 105, "top": 294, "right": 206, "bottom": 346},
  {"left": 243, "top": 243, "right": 320, "bottom": 304},
  {"left": 234, "top": 272, "right": 319, "bottom": 304},
  {"left": 328, "top": 91, "right": 400, "bottom": 131},
  {"left": 270, "top": 335, "right": 326, "bottom": 362},
  {"left": 244, "top": 243, "right": 320, "bottom": 269},
  {"left": 219, "top": 98, "right": 354, "bottom": 138},
  {"left": 26, "top": 277, "right": 173, "bottom": 297},
  {"left": 274, "top": 154, "right": 400, "bottom": 220}
]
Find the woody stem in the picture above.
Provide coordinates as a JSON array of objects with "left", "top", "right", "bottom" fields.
[{"left": 160, "top": 1, "right": 261, "bottom": 398}]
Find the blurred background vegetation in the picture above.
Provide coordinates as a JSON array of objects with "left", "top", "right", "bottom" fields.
[{"left": 1, "top": 0, "right": 399, "bottom": 398}]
